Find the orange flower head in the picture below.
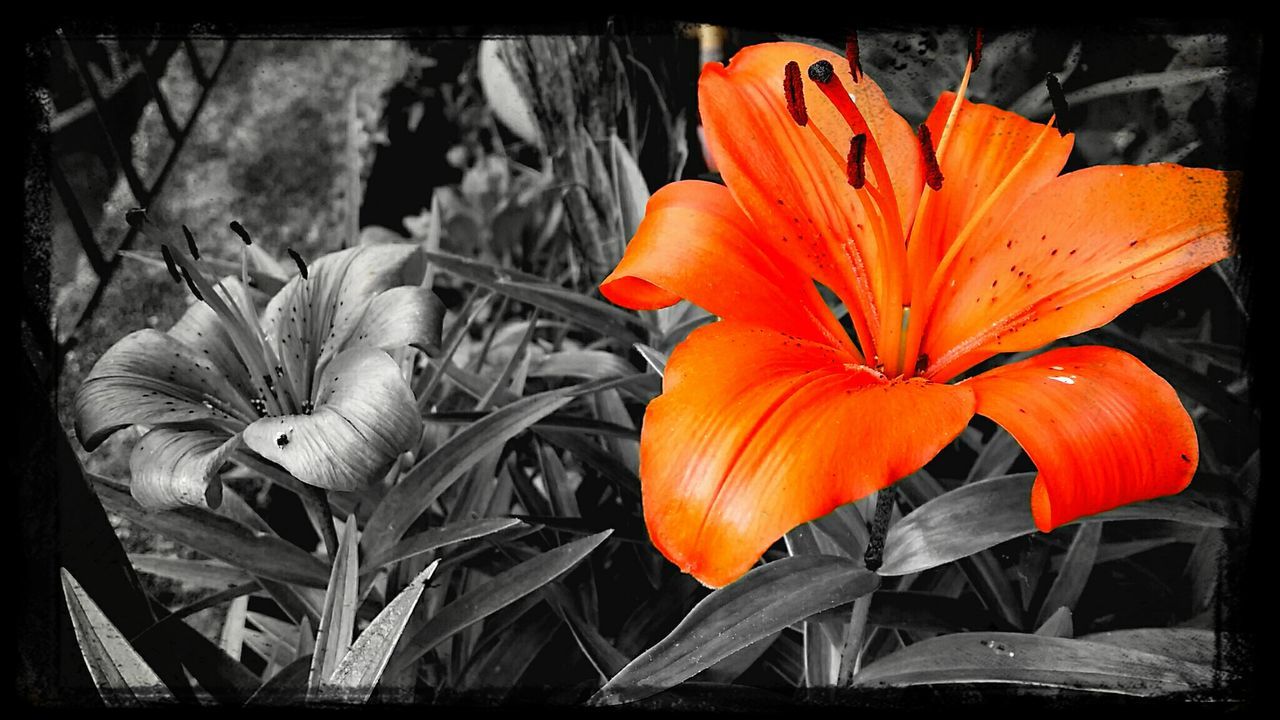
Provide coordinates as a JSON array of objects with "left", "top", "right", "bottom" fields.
[{"left": 601, "top": 41, "right": 1236, "bottom": 588}]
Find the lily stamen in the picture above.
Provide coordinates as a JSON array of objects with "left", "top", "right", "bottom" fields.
[
  {"left": 845, "top": 33, "right": 861, "bottom": 83},
  {"left": 161, "top": 244, "right": 181, "bottom": 284},
  {"left": 847, "top": 134, "right": 867, "bottom": 189},
  {"left": 917, "top": 123, "right": 944, "bottom": 191},
  {"left": 179, "top": 266, "right": 203, "bottom": 301},
  {"left": 1045, "top": 72, "right": 1071, "bottom": 136},
  {"left": 783, "top": 60, "right": 808, "bottom": 126},
  {"left": 229, "top": 220, "right": 253, "bottom": 245},
  {"left": 288, "top": 248, "right": 309, "bottom": 279},
  {"left": 183, "top": 225, "right": 200, "bottom": 260}
]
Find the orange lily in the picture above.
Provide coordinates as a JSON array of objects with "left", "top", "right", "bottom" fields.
[{"left": 600, "top": 42, "right": 1235, "bottom": 588}]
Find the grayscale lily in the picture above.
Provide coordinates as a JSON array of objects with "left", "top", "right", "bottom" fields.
[{"left": 75, "top": 241, "right": 444, "bottom": 510}]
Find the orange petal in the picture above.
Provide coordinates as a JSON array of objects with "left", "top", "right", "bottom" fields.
[
  {"left": 601, "top": 180, "right": 850, "bottom": 349},
  {"left": 921, "top": 164, "right": 1235, "bottom": 381},
  {"left": 641, "top": 321, "right": 974, "bottom": 587},
  {"left": 698, "top": 42, "right": 924, "bottom": 357},
  {"left": 906, "top": 92, "right": 1074, "bottom": 304},
  {"left": 965, "top": 346, "right": 1198, "bottom": 531}
]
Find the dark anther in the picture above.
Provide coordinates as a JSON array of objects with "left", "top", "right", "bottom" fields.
[
  {"left": 845, "top": 32, "right": 862, "bottom": 83},
  {"left": 230, "top": 220, "right": 253, "bottom": 245},
  {"left": 863, "top": 486, "right": 897, "bottom": 572},
  {"left": 262, "top": 374, "right": 275, "bottom": 392},
  {"left": 160, "top": 245, "right": 182, "bottom": 284},
  {"left": 807, "top": 59, "right": 835, "bottom": 84},
  {"left": 301, "top": 400, "right": 315, "bottom": 415},
  {"left": 276, "top": 433, "right": 289, "bottom": 448},
  {"left": 1044, "top": 73, "right": 1070, "bottom": 136},
  {"left": 182, "top": 225, "right": 200, "bottom": 260},
  {"left": 180, "top": 267, "right": 204, "bottom": 301},
  {"left": 914, "top": 353, "right": 930, "bottom": 375},
  {"left": 970, "top": 27, "right": 984, "bottom": 71},
  {"left": 125, "top": 207, "right": 149, "bottom": 230},
  {"left": 275, "top": 365, "right": 284, "bottom": 377},
  {"left": 918, "top": 123, "right": 944, "bottom": 191},
  {"left": 847, "top": 134, "right": 867, "bottom": 189},
  {"left": 288, "top": 248, "right": 309, "bottom": 279},
  {"left": 783, "top": 60, "right": 808, "bottom": 126}
]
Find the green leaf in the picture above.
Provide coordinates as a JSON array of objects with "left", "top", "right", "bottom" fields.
[
  {"left": 634, "top": 343, "right": 668, "bottom": 377},
  {"left": 318, "top": 560, "right": 440, "bottom": 703},
  {"left": 880, "top": 474, "right": 1234, "bottom": 576},
  {"left": 307, "top": 518, "right": 361, "bottom": 696},
  {"left": 424, "top": 250, "right": 643, "bottom": 344},
  {"left": 854, "top": 631, "right": 1216, "bottom": 694},
  {"left": 592, "top": 556, "right": 879, "bottom": 706},
  {"left": 364, "top": 518, "right": 527, "bottom": 571},
  {"left": 128, "top": 554, "right": 253, "bottom": 589},
  {"left": 61, "top": 568, "right": 176, "bottom": 706},
  {"left": 1078, "top": 628, "right": 1221, "bottom": 667},
  {"left": 388, "top": 530, "right": 612, "bottom": 674},
  {"left": 361, "top": 389, "right": 575, "bottom": 558},
  {"left": 457, "top": 604, "right": 561, "bottom": 697},
  {"left": 531, "top": 349, "right": 636, "bottom": 382},
  {"left": 1036, "top": 523, "right": 1102, "bottom": 627},
  {"left": 92, "top": 475, "right": 330, "bottom": 588},
  {"left": 610, "top": 132, "right": 650, "bottom": 239},
  {"left": 1034, "top": 607, "right": 1074, "bottom": 638},
  {"left": 965, "top": 428, "right": 1023, "bottom": 483},
  {"left": 245, "top": 654, "right": 313, "bottom": 706}
]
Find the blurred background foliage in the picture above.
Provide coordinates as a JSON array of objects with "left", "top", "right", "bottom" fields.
[{"left": 38, "top": 23, "right": 1259, "bottom": 706}]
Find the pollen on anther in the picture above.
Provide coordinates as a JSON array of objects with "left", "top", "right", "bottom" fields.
[
  {"left": 970, "top": 27, "right": 984, "bottom": 71},
  {"left": 180, "top": 267, "right": 204, "bottom": 301},
  {"left": 160, "top": 245, "right": 182, "bottom": 284},
  {"left": 845, "top": 32, "right": 862, "bottom": 83},
  {"left": 288, "top": 248, "right": 309, "bottom": 279},
  {"left": 807, "top": 59, "right": 835, "bottom": 84},
  {"left": 918, "top": 124, "right": 944, "bottom": 191},
  {"left": 1045, "top": 73, "right": 1071, "bottom": 136},
  {"left": 847, "top": 134, "right": 867, "bottom": 189},
  {"left": 783, "top": 61, "right": 808, "bottom": 126},
  {"left": 182, "top": 225, "right": 200, "bottom": 259},
  {"left": 230, "top": 220, "right": 253, "bottom": 246}
]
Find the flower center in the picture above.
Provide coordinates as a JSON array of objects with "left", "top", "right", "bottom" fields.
[{"left": 161, "top": 223, "right": 309, "bottom": 418}]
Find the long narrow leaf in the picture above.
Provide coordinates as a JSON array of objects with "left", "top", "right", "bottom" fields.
[
  {"left": 128, "top": 555, "right": 254, "bottom": 589},
  {"left": 853, "top": 631, "right": 1215, "bottom": 695},
  {"left": 425, "top": 249, "right": 643, "bottom": 343},
  {"left": 307, "top": 518, "right": 361, "bottom": 696},
  {"left": 319, "top": 560, "right": 441, "bottom": 703},
  {"left": 61, "top": 569, "right": 175, "bottom": 706},
  {"left": 361, "top": 390, "right": 575, "bottom": 558},
  {"left": 880, "top": 474, "right": 1234, "bottom": 576},
  {"left": 1036, "top": 523, "right": 1103, "bottom": 627},
  {"left": 364, "top": 518, "right": 527, "bottom": 571},
  {"left": 389, "top": 530, "right": 612, "bottom": 674},
  {"left": 592, "top": 556, "right": 879, "bottom": 706},
  {"left": 91, "top": 475, "right": 330, "bottom": 588}
]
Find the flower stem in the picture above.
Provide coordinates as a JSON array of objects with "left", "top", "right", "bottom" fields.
[
  {"left": 863, "top": 486, "right": 896, "bottom": 572},
  {"left": 836, "top": 591, "right": 873, "bottom": 685}
]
